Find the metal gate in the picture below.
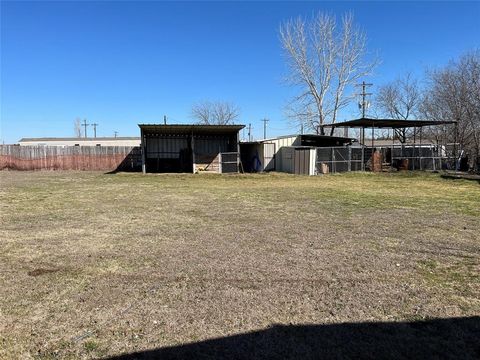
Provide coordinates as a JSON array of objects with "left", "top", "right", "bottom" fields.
[
  {"left": 294, "top": 148, "right": 311, "bottom": 175},
  {"left": 263, "top": 143, "right": 276, "bottom": 171}
]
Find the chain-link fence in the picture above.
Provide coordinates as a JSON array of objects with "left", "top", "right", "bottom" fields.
[
  {"left": 315, "top": 145, "right": 456, "bottom": 174},
  {"left": 316, "top": 147, "right": 363, "bottom": 173}
]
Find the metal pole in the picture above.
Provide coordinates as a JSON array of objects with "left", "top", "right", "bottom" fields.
[
  {"left": 362, "top": 145, "right": 365, "bottom": 171},
  {"left": 391, "top": 128, "right": 395, "bottom": 171},
  {"left": 453, "top": 121, "right": 458, "bottom": 172},
  {"left": 348, "top": 146, "right": 352, "bottom": 172},
  {"left": 413, "top": 126, "right": 416, "bottom": 171},
  {"left": 419, "top": 127, "right": 423, "bottom": 170},
  {"left": 371, "top": 125, "right": 375, "bottom": 172}
]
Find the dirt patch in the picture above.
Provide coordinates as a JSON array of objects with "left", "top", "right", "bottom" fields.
[{"left": 27, "top": 268, "right": 60, "bottom": 277}]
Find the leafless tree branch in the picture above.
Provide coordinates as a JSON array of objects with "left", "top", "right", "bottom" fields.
[
  {"left": 191, "top": 101, "right": 240, "bottom": 125},
  {"left": 74, "top": 117, "right": 82, "bottom": 138},
  {"left": 280, "top": 12, "right": 378, "bottom": 134}
]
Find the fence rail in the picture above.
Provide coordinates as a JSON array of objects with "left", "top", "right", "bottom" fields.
[{"left": 0, "top": 145, "right": 141, "bottom": 171}]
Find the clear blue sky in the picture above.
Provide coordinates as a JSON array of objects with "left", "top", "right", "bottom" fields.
[{"left": 1, "top": 1, "right": 479, "bottom": 143}]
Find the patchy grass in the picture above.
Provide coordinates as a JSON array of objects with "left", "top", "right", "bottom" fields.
[{"left": 0, "top": 170, "right": 479, "bottom": 359}]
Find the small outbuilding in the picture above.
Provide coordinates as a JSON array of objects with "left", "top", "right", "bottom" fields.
[
  {"left": 240, "top": 134, "right": 355, "bottom": 173},
  {"left": 139, "top": 124, "right": 244, "bottom": 173}
]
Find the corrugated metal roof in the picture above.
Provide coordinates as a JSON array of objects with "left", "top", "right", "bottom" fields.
[
  {"left": 244, "top": 134, "right": 355, "bottom": 143},
  {"left": 138, "top": 124, "right": 245, "bottom": 135},
  {"left": 324, "top": 117, "right": 456, "bottom": 128},
  {"left": 19, "top": 137, "right": 140, "bottom": 142}
]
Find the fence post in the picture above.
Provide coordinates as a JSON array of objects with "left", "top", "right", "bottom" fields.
[
  {"left": 219, "top": 153, "right": 222, "bottom": 174},
  {"left": 331, "top": 148, "right": 335, "bottom": 173},
  {"left": 348, "top": 147, "right": 352, "bottom": 172},
  {"left": 361, "top": 146, "right": 364, "bottom": 171}
]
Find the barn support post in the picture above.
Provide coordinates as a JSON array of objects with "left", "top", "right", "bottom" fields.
[
  {"left": 191, "top": 132, "right": 196, "bottom": 174},
  {"left": 141, "top": 128, "right": 146, "bottom": 174},
  {"left": 236, "top": 131, "right": 240, "bottom": 173}
]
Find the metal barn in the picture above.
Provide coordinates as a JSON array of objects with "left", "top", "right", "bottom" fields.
[
  {"left": 139, "top": 124, "right": 244, "bottom": 173},
  {"left": 240, "top": 134, "right": 354, "bottom": 174}
]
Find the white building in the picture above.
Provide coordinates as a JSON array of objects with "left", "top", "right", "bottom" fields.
[{"left": 18, "top": 137, "right": 141, "bottom": 147}]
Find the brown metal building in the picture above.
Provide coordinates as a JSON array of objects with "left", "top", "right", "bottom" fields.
[{"left": 139, "top": 124, "right": 244, "bottom": 173}]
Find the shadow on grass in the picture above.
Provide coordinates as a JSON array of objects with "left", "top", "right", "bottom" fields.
[
  {"left": 105, "top": 316, "right": 480, "bottom": 359},
  {"left": 441, "top": 173, "right": 480, "bottom": 184}
]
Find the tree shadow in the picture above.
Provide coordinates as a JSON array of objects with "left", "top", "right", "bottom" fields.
[{"left": 105, "top": 316, "right": 480, "bottom": 359}]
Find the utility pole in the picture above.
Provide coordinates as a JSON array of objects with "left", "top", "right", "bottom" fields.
[
  {"left": 114, "top": 131, "right": 118, "bottom": 138},
  {"left": 82, "top": 119, "right": 90, "bottom": 138},
  {"left": 356, "top": 81, "right": 373, "bottom": 118},
  {"left": 248, "top": 123, "right": 252, "bottom": 142},
  {"left": 261, "top": 118, "right": 269, "bottom": 139},
  {"left": 355, "top": 81, "right": 373, "bottom": 144},
  {"left": 164, "top": 115, "right": 167, "bottom": 125},
  {"left": 91, "top": 123, "right": 98, "bottom": 138}
]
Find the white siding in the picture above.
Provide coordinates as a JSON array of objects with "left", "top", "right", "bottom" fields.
[
  {"left": 19, "top": 139, "right": 141, "bottom": 147},
  {"left": 267, "top": 136, "right": 299, "bottom": 171}
]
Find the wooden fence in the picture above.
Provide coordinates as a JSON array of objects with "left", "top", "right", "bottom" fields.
[{"left": 0, "top": 145, "right": 142, "bottom": 171}]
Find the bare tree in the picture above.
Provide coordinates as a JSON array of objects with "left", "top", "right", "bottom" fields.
[
  {"left": 376, "top": 72, "right": 421, "bottom": 142},
  {"left": 74, "top": 117, "right": 82, "bottom": 137},
  {"left": 280, "top": 12, "right": 377, "bottom": 135},
  {"left": 421, "top": 50, "right": 480, "bottom": 171},
  {"left": 191, "top": 101, "right": 240, "bottom": 125}
]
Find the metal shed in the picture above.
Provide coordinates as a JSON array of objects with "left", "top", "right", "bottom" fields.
[
  {"left": 139, "top": 124, "right": 244, "bottom": 173},
  {"left": 240, "top": 134, "right": 354, "bottom": 173}
]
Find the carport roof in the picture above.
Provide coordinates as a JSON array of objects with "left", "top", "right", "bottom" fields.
[
  {"left": 324, "top": 117, "right": 457, "bottom": 129},
  {"left": 139, "top": 124, "right": 245, "bottom": 135}
]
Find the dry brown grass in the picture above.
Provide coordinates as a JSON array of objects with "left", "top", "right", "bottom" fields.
[{"left": 0, "top": 171, "right": 479, "bottom": 359}]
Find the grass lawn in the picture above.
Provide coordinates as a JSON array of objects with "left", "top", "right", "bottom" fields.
[{"left": 0, "top": 171, "right": 479, "bottom": 359}]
